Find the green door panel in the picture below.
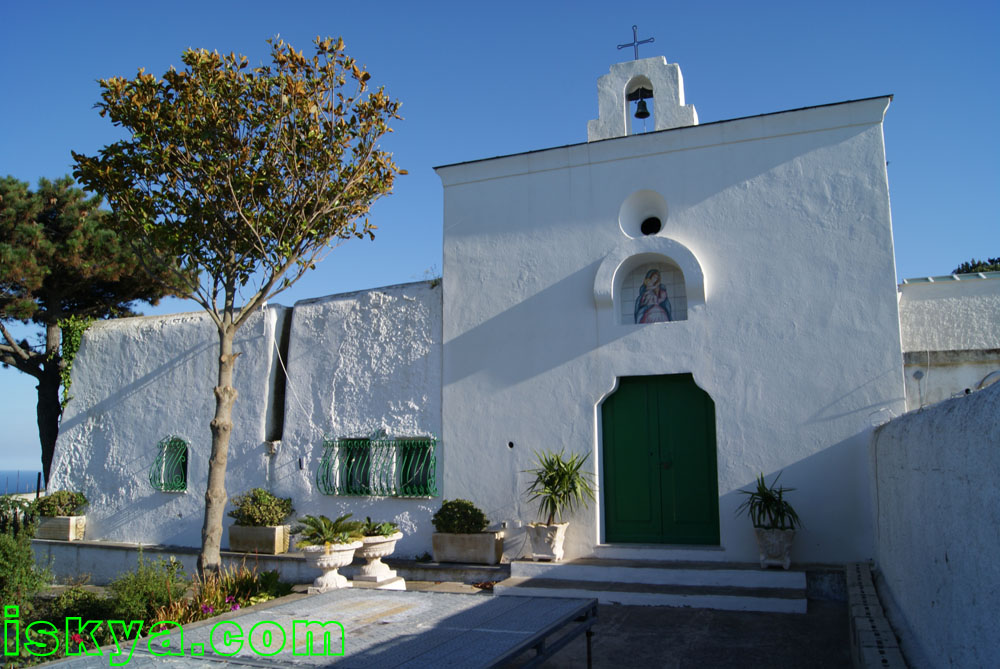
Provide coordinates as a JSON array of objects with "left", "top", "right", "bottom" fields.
[{"left": 602, "top": 374, "right": 719, "bottom": 545}]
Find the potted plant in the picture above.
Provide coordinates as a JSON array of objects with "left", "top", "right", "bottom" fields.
[
  {"left": 227, "top": 488, "right": 295, "bottom": 555},
  {"left": 354, "top": 517, "right": 404, "bottom": 583},
  {"left": 431, "top": 499, "right": 504, "bottom": 565},
  {"left": 292, "top": 513, "right": 364, "bottom": 591},
  {"left": 736, "top": 472, "right": 801, "bottom": 570},
  {"left": 33, "top": 491, "right": 88, "bottom": 541},
  {"left": 523, "top": 450, "right": 597, "bottom": 561}
]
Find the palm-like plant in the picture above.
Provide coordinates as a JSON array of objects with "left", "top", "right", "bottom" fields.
[
  {"left": 361, "top": 517, "right": 400, "bottom": 537},
  {"left": 293, "top": 514, "right": 364, "bottom": 551},
  {"left": 524, "top": 450, "right": 597, "bottom": 525},
  {"left": 736, "top": 473, "right": 801, "bottom": 530}
]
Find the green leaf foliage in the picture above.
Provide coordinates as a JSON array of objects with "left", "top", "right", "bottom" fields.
[
  {"left": 952, "top": 257, "right": 1000, "bottom": 274},
  {"left": 0, "top": 495, "right": 37, "bottom": 538},
  {"left": 735, "top": 472, "right": 801, "bottom": 530},
  {"left": 227, "top": 488, "right": 294, "bottom": 527},
  {"left": 523, "top": 450, "right": 597, "bottom": 525},
  {"left": 431, "top": 499, "right": 488, "bottom": 534},
  {"left": 293, "top": 513, "right": 364, "bottom": 548},
  {"left": 0, "top": 531, "right": 50, "bottom": 616},
  {"left": 105, "top": 552, "right": 189, "bottom": 624},
  {"left": 72, "top": 35, "right": 404, "bottom": 572},
  {"left": 0, "top": 176, "right": 183, "bottom": 481},
  {"left": 0, "top": 176, "right": 177, "bottom": 324},
  {"left": 72, "top": 36, "right": 405, "bottom": 329},
  {"left": 361, "top": 516, "right": 399, "bottom": 537},
  {"left": 31, "top": 490, "right": 87, "bottom": 517},
  {"left": 58, "top": 314, "right": 93, "bottom": 410}
]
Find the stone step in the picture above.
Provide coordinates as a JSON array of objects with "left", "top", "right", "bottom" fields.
[
  {"left": 511, "top": 557, "right": 806, "bottom": 589},
  {"left": 493, "top": 577, "right": 807, "bottom": 613},
  {"left": 496, "top": 556, "right": 809, "bottom": 613},
  {"left": 592, "top": 543, "right": 733, "bottom": 562}
]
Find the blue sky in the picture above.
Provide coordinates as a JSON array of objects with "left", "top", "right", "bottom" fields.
[{"left": 1, "top": 0, "right": 997, "bottom": 470}]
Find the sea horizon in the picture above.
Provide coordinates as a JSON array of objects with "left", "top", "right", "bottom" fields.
[{"left": 0, "top": 469, "right": 45, "bottom": 495}]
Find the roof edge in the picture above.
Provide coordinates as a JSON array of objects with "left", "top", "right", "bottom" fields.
[{"left": 434, "top": 94, "right": 893, "bottom": 172}]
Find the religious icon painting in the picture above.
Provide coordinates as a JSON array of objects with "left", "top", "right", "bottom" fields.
[{"left": 621, "top": 262, "right": 687, "bottom": 325}]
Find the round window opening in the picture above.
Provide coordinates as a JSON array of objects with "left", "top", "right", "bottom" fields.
[{"left": 640, "top": 217, "right": 662, "bottom": 236}]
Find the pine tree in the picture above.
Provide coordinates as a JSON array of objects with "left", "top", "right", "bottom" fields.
[
  {"left": 951, "top": 257, "right": 1000, "bottom": 274},
  {"left": 0, "top": 176, "right": 180, "bottom": 482}
]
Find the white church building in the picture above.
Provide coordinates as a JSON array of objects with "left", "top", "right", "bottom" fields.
[{"left": 50, "top": 55, "right": 999, "bottom": 569}]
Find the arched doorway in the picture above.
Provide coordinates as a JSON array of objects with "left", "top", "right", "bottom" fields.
[{"left": 601, "top": 374, "right": 719, "bottom": 544}]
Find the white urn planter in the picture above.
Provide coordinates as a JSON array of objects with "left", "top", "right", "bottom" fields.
[
  {"left": 354, "top": 532, "right": 403, "bottom": 583},
  {"left": 526, "top": 522, "right": 568, "bottom": 561},
  {"left": 754, "top": 528, "right": 795, "bottom": 569},
  {"left": 302, "top": 541, "right": 362, "bottom": 592}
]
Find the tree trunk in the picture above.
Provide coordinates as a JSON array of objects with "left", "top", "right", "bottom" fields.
[
  {"left": 198, "top": 323, "right": 239, "bottom": 574},
  {"left": 37, "top": 322, "right": 63, "bottom": 486}
]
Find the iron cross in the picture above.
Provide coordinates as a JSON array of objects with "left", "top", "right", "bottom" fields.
[{"left": 617, "top": 25, "right": 654, "bottom": 60}]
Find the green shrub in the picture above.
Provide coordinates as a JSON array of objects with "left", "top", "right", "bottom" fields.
[
  {"left": 736, "top": 472, "right": 801, "bottom": 530},
  {"left": 361, "top": 517, "right": 399, "bottom": 537},
  {"left": 32, "top": 491, "right": 87, "bottom": 517},
  {"left": 0, "top": 532, "right": 49, "bottom": 616},
  {"left": 523, "top": 450, "right": 596, "bottom": 525},
  {"left": 106, "top": 552, "right": 189, "bottom": 623},
  {"left": 227, "top": 488, "right": 294, "bottom": 527},
  {"left": 432, "top": 499, "right": 488, "bottom": 534},
  {"left": 292, "top": 514, "right": 364, "bottom": 548},
  {"left": 0, "top": 495, "right": 36, "bottom": 538},
  {"left": 153, "top": 563, "right": 292, "bottom": 625}
]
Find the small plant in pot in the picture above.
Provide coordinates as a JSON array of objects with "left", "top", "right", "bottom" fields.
[
  {"left": 736, "top": 472, "right": 801, "bottom": 570},
  {"left": 523, "top": 450, "right": 596, "bottom": 561},
  {"left": 354, "top": 517, "right": 404, "bottom": 584},
  {"left": 292, "top": 514, "right": 364, "bottom": 592},
  {"left": 227, "top": 488, "right": 295, "bottom": 555},
  {"left": 32, "top": 491, "right": 88, "bottom": 541},
  {"left": 431, "top": 499, "right": 504, "bottom": 565}
]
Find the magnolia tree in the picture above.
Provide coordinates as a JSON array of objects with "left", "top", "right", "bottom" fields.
[
  {"left": 0, "top": 176, "right": 179, "bottom": 483},
  {"left": 74, "top": 37, "right": 404, "bottom": 572}
]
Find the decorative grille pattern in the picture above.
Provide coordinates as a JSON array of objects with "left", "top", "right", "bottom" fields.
[
  {"left": 316, "top": 437, "right": 437, "bottom": 497},
  {"left": 149, "top": 436, "right": 188, "bottom": 492}
]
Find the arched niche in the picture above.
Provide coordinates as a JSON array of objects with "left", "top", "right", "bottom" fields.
[
  {"left": 624, "top": 75, "right": 655, "bottom": 136},
  {"left": 622, "top": 260, "right": 686, "bottom": 324},
  {"left": 593, "top": 237, "right": 706, "bottom": 324}
]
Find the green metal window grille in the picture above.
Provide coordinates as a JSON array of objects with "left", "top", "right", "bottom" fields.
[
  {"left": 149, "top": 436, "right": 188, "bottom": 492},
  {"left": 316, "top": 437, "right": 437, "bottom": 497}
]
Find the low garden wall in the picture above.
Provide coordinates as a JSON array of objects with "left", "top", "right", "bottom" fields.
[
  {"left": 31, "top": 539, "right": 508, "bottom": 587},
  {"left": 871, "top": 382, "right": 999, "bottom": 667}
]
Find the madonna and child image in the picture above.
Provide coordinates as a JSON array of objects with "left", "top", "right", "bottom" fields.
[{"left": 634, "top": 268, "right": 672, "bottom": 323}]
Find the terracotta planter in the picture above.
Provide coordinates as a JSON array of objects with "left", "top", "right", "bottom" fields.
[
  {"left": 302, "top": 541, "right": 362, "bottom": 592},
  {"left": 526, "top": 522, "right": 568, "bottom": 561},
  {"left": 355, "top": 531, "right": 403, "bottom": 582},
  {"left": 432, "top": 531, "right": 504, "bottom": 565},
  {"left": 228, "top": 525, "right": 290, "bottom": 554},
  {"left": 754, "top": 528, "right": 795, "bottom": 569},
  {"left": 36, "top": 516, "right": 86, "bottom": 541}
]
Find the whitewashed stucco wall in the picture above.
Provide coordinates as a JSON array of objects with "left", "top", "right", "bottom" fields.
[
  {"left": 51, "top": 307, "right": 282, "bottom": 547},
  {"left": 52, "top": 282, "right": 442, "bottom": 556},
  {"left": 269, "top": 281, "right": 442, "bottom": 557},
  {"left": 898, "top": 276, "right": 1000, "bottom": 410},
  {"left": 898, "top": 275, "right": 1000, "bottom": 352},
  {"left": 871, "top": 383, "right": 1000, "bottom": 669},
  {"left": 438, "top": 96, "right": 904, "bottom": 562}
]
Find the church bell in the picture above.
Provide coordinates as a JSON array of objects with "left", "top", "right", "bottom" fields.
[{"left": 634, "top": 99, "right": 650, "bottom": 119}]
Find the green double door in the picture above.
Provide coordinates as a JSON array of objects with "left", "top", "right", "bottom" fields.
[{"left": 602, "top": 374, "right": 720, "bottom": 545}]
